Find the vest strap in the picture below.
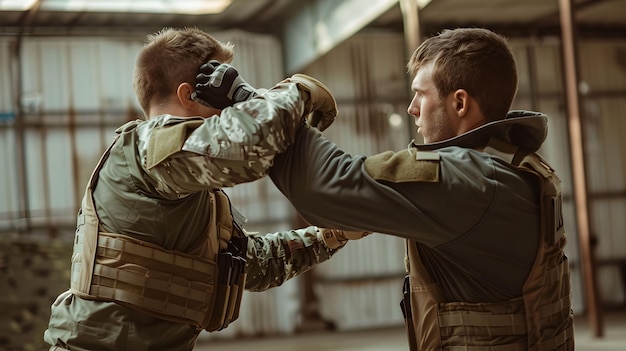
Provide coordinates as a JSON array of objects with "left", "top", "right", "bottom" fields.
[
  {"left": 537, "top": 292, "right": 571, "bottom": 320},
  {"left": 444, "top": 342, "right": 528, "bottom": 351},
  {"left": 439, "top": 311, "right": 527, "bottom": 334},
  {"left": 97, "top": 233, "right": 215, "bottom": 278}
]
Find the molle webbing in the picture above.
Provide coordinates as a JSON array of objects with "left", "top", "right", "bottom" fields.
[
  {"left": 437, "top": 298, "right": 529, "bottom": 350},
  {"left": 88, "top": 233, "right": 218, "bottom": 326}
]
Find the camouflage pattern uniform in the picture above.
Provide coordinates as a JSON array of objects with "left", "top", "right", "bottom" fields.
[{"left": 44, "top": 82, "right": 339, "bottom": 350}]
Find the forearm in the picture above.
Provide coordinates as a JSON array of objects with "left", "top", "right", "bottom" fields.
[
  {"left": 142, "top": 83, "right": 311, "bottom": 194},
  {"left": 183, "top": 83, "right": 309, "bottom": 160},
  {"left": 243, "top": 226, "right": 337, "bottom": 291}
]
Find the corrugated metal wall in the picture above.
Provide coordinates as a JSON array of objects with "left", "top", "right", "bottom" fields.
[
  {"left": 1, "top": 28, "right": 625, "bottom": 340},
  {"left": 577, "top": 41, "right": 626, "bottom": 306},
  {"left": 301, "top": 34, "right": 411, "bottom": 330},
  {"left": 0, "top": 29, "right": 286, "bottom": 235}
]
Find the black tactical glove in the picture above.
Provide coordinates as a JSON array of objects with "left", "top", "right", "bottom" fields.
[{"left": 192, "top": 60, "right": 257, "bottom": 109}]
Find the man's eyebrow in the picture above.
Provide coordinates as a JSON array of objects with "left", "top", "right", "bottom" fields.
[{"left": 410, "top": 85, "right": 424, "bottom": 93}]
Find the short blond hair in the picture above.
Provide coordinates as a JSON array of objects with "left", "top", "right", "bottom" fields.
[{"left": 133, "top": 27, "right": 234, "bottom": 117}]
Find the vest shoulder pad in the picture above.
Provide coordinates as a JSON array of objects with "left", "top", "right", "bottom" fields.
[
  {"left": 115, "top": 119, "right": 142, "bottom": 134},
  {"left": 146, "top": 119, "right": 204, "bottom": 169},
  {"left": 364, "top": 149, "right": 440, "bottom": 183}
]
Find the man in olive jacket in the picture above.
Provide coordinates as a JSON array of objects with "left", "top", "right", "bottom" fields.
[{"left": 269, "top": 28, "right": 574, "bottom": 350}]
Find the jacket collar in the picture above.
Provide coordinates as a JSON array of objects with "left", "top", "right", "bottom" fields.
[{"left": 412, "top": 110, "right": 548, "bottom": 152}]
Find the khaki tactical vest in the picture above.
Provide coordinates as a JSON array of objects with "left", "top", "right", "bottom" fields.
[
  {"left": 401, "top": 138, "right": 574, "bottom": 351},
  {"left": 70, "top": 135, "right": 247, "bottom": 332}
]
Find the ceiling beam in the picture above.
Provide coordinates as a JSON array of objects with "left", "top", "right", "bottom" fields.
[{"left": 279, "top": 0, "right": 399, "bottom": 74}]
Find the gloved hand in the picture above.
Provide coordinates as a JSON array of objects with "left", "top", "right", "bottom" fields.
[
  {"left": 281, "top": 74, "right": 338, "bottom": 131},
  {"left": 318, "top": 228, "right": 371, "bottom": 249},
  {"left": 192, "top": 60, "right": 257, "bottom": 109}
]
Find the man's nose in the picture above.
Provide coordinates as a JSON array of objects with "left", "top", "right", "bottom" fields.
[{"left": 407, "top": 101, "right": 418, "bottom": 117}]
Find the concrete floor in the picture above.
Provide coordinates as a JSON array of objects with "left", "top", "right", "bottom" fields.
[{"left": 196, "top": 310, "right": 626, "bottom": 351}]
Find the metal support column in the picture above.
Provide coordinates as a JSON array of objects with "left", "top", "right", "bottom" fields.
[
  {"left": 558, "top": 0, "right": 604, "bottom": 338},
  {"left": 399, "top": 0, "right": 423, "bottom": 141},
  {"left": 11, "top": 0, "right": 44, "bottom": 233},
  {"left": 399, "top": 0, "right": 422, "bottom": 58}
]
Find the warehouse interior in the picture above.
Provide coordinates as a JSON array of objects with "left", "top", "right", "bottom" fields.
[{"left": 1, "top": 0, "right": 625, "bottom": 350}]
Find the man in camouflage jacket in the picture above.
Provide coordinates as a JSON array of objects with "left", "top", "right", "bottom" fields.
[{"left": 44, "top": 27, "right": 365, "bottom": 351}]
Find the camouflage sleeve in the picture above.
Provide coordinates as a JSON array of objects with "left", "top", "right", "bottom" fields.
[
  {"left": 243, "top": 226, "right": 338, "bottom": 292},
  {"left": 137, "top": 82, "right": 310, "bottom": 196}
]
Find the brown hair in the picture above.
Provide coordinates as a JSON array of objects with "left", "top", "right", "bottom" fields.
[
  {"left": 133, "top": 27, "right": 234, "bottom": 117},
  {"left": 407, "top": 28, "right": 518, "bottom": 122}
]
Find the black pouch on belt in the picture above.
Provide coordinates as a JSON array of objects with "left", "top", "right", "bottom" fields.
[
  {"left": 205, "top": 252, "right": 233, "bottom": 331},
  {"left": 400, "top": 275, "right": 418, "bottom": 351}
]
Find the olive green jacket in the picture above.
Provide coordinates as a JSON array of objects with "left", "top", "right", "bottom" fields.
[{"left": 270, "top": 111, "right": 552, "bottom": 303}]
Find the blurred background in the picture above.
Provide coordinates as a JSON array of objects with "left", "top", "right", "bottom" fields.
[{"left": 0, "top": 0, "right": 625, "bottom": 350}]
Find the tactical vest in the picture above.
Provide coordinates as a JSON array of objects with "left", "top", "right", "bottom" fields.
[
  {"left": 401, "top": 138, "right": 574, "bottom": 351},
  {"left": 70, "top": 134, "right": 247, "bottom": 332}
]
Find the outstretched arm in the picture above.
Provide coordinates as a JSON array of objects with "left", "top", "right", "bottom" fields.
[
  {"left": 139, "top": 63, "right": 339, "bottom": 197},
  {"left": 244, "top": 226, "right": 368, "bottom": 291}
]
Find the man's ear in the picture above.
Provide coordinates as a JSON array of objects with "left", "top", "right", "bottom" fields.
[
  {"left": 452, "top": 89, "right": 469, "bottom": 117},
  {"left": 176, "top": 82, "right": 196, "bottom": 108}
]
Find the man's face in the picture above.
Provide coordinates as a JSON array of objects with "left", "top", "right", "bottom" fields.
[{"left": 407, "top": 62, "right": 456, "bottom": 144}]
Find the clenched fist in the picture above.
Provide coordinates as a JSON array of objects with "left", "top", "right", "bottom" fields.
[
  {"left": 280, "top": 74, "right": 338, "bottom": 131},
  {"left": 318, "top": 228, "right": 371, "bottom": 249}
]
